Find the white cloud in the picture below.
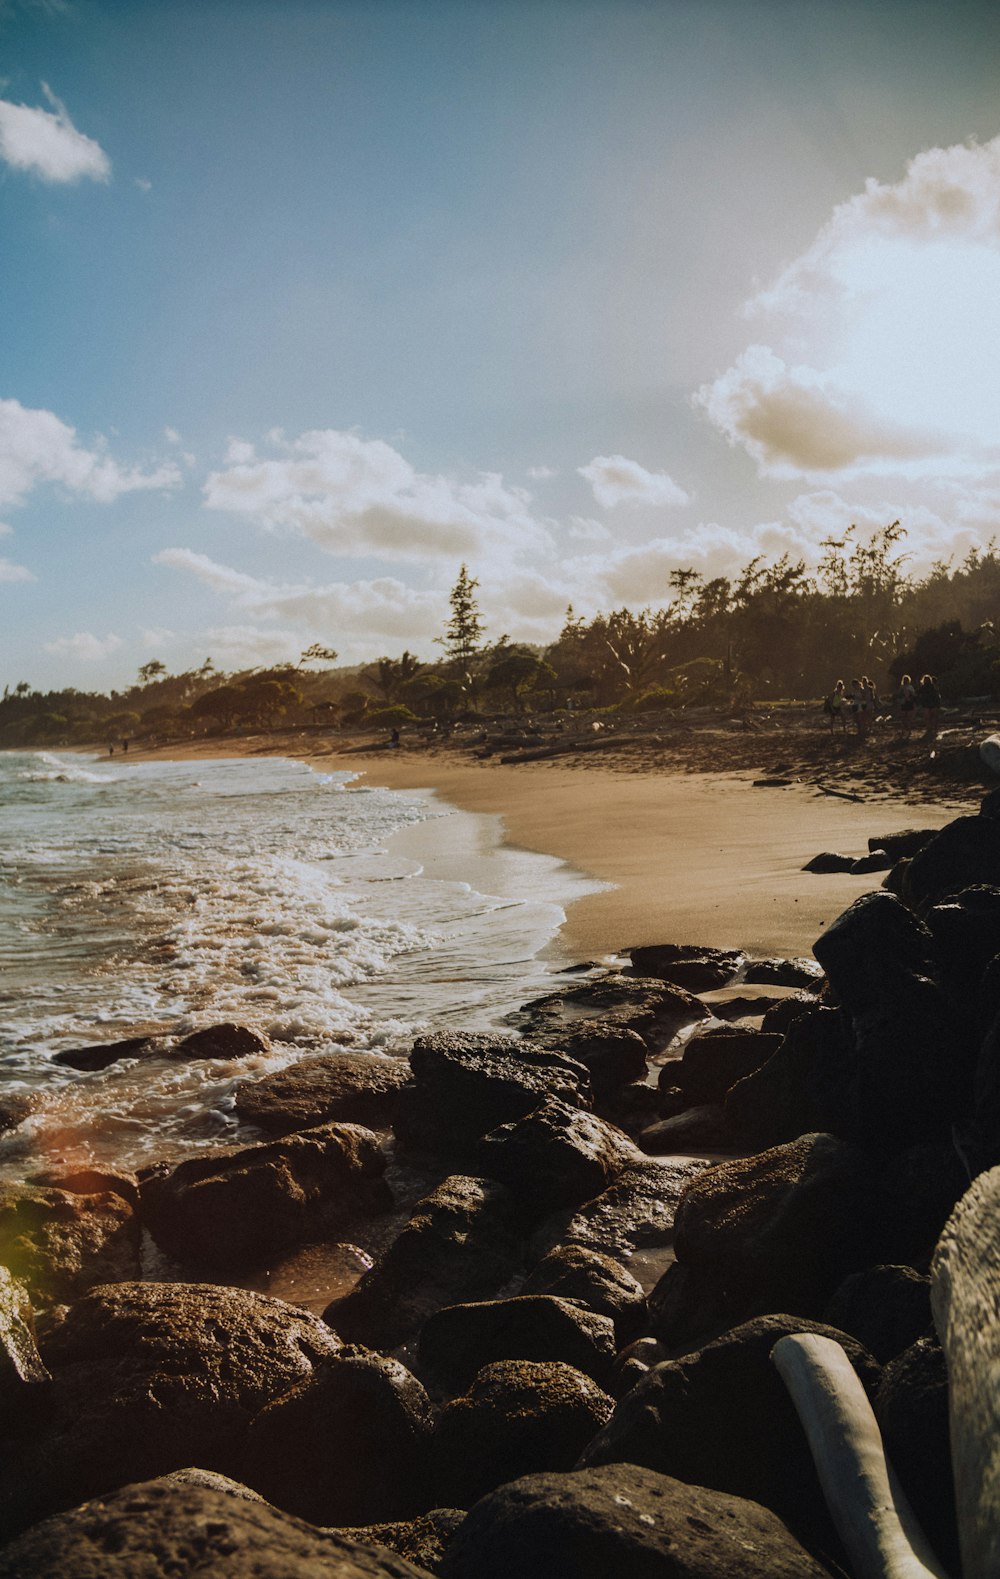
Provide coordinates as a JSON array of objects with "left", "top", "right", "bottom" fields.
[
  {"left": 203, "top": 428, "right": 551, "bottom": 564},
  {"left": 0, "top": 399, "right": 182, "bottom": 509},
  {"left": 44, "top": 631, "right": 122, "bottom": 661},
  {"left": 0, "top": 84, "right": 110, "bottom": 184},
  {"left": 163, "top": 427, "right": 181, "bottom": 444},
  {"left": 0, "top": 557, "right": 35, "bottom": 583},
  {"left": 695, "top": 347, "right": 942, "bottom": 479},
  {"left": 579, "top": 454, "right": 690, "bottom": 509},
  {"left": 527, "top": 465, "right": 557, "bottom": 480},
  {"left": 134, "top": 176, "right": 151, "bottom": 193}
]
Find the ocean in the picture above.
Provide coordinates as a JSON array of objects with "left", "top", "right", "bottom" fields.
[{"left": 0, "top": 749, "right": 603, "bottom": 1183}]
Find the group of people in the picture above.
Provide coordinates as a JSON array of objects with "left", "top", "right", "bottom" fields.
[{"left": 824, "top": 673, "right": 941, "bottom": 740}]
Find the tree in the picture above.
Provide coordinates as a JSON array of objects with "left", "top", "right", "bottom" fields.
[
  {"left": 486, "top": 647, "right": 554, "bottom": 713},
  {"left": 298, "top": 643, "right": 339, "bottom": 668},
  {"left": 438, "top": 565, "right": 485, "bottom": 671},
  {"left": 137, "top": 660, "right": 167, "bottom": 685}
]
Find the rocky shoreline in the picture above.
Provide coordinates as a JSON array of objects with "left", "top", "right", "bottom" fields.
[{"left": 3, "top": 800, "right": 1000, "bottom": 1574}]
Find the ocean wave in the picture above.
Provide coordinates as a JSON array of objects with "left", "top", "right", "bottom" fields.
[{"left": 20, "top": 752, "right": 125, "bottom": 786}]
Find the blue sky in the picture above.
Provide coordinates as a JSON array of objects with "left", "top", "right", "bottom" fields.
[{"left": 4, "top": 0, "right": 1000, "bottom": 688}]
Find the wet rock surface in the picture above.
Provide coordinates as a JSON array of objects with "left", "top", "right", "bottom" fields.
[
  {"left": 0, "top": 1183, "right": 141, "bottom": 1304},
  {"left": 475, "top": 1098, "right": 640, "bottom": 1212},
  {"left": 234, "top": 1051, "right": 412, "bottom": 1135},
  {"left": 418, "top": 1294, "right": 618, "bottom": 1389}
]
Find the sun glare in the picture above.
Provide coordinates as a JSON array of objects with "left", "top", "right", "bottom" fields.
[{"left": 832, "top": 238, "right": 1000, "bottom": 446}]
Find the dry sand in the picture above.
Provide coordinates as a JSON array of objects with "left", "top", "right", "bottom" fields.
[{"left": 125, "top": 732, "right": 967, "bottom": 963}]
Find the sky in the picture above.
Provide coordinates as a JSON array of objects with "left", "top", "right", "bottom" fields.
[{"left": 3, "top": 0, "right": 1000, "bottom": 690}]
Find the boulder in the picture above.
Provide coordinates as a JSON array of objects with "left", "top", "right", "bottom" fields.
[
  {"left": 927, "top": 885, "right": 1000, "bottom": 1017},
  {"left": 541, "top": 1023, "right": 648, "bottom": 1099},
  {"left": 903, "top": 815, "right": 1000, "bottom": 910},
  {"left": 633, "top": 956, "right": 738, "bottom": 992},
  {"left": 530, "top": 1156, "right": 708, "bottom": 1268},
  {"left": 172, "top": 1022, "right": 270, "bottom": 1060},
  {"left": 875, "top": 1337, "right": 958, "bottom": 1576},
  {"left": 606, "top": 1335, "right": 667, "bottom": 1399},
  {"left": 0, "top": 1478, "right": 435, "bottom": 1579},
  {"left": 140, "top": 1121, "right": 390, "bottom": 1272},
  {"left": 850, "top": 851, "right": 893, "bottom": 874},
  {"left": 678, "top": 1028, "right": 783, "bottom": 1105},
  {"left": 438, "top": 1463, "right": 837, "bottom": 1579},
  {"left": 0, "top": 1265, "right": 48, "bottom": 1403},
  {"left": 51, "top": 1035, "right": 154, "bottom": 1071},
  {"left": 867, "top": 827, "right": 940, "bottom": 860},
  {"left": 0, "top": 1184, "right": 140, "bottom": 1305},
  {"left": 326, "top": 1175, "right": 523, "bottom": 1351},
  {"left": 760, "top": 991, "right": 821, "bottom": 1034},
  {"left": 849, "top": 976, "right": 972, "bottom": 1154},
  {"left": 337, "top": 1511, "right": 465, "bottom": 1576},
  {"left": 875, "top": 1141, "right": 970, "bottom": 1269},
  {"left": 393, "top": 1034, "right": 591, "bottom": 1156},
  {"left": 812, "top": 891, "right": 934, "bottom": 1015},
  {"left": 638, "top": 1105, "right": 732, "bottom": 1155},
  {"left": 629, "top": 943, "right": 743, "bottom": 981},
  {"left": 234, "top": 1051, "right": 411, "bottom": 1135},
  {"left": 26, "top": 1166, "right": 140, "bottom": 1210},
  {"left": 579, "top": 1313, "right": 880, "bottom": 1553},
  {"left": 648, "top": 1133, "right": 878, "bottom": 1350},
  {"left": 802, "top": 851, "right": 856, "bottom": 873},
  {"left": 823, "top": 1264, "right": 932, "bottom": 1364},
  {"left": 245, "top": 1347, "right": 435, "bottom": 1526},
  {"left": 0, "top": 1093, "right": 41, "bottom": 1132},
  {"left": 432, "top": 1360, "right": 613, "bottom": 1508},
  {"left": 724, "top": 1006, "right": 852, "bottom": 1152},
  {"left": 475, "top": 1098, "right": 640, "bottom": 1213},
  {"left": 595, "top": 1080, "right": 661, "bottom": 1135},
  {"left": 417, "top": 1295, "right": 617, "bottom": 1389},
  {"left": 980, "top": 787, "right": 1000, "bottom": 818},
  {"left": 743, "top": 958, "right": 824, "bottom": 989},
  {"left": 524, "top": 975, "right": 709, "bottom": 1052},
  {"left": 0, "top": 1281, "right": 341, "bottom": 1537},
  {"left": 519, "top": 1244, "right": 646, "bottom": 1345}
]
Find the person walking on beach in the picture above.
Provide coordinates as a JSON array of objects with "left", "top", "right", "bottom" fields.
[
  {"left": 824, "top": 679, "right": 848, "bottom": 734},
  {"left": 897, "top": 673, "right": 916, "bottom": 738},
  {"left": 849, "top": 678, "right": 866, "bottom": 737},
  {"left": 919, "top": 673, "right": 941, "bottom": 740}
]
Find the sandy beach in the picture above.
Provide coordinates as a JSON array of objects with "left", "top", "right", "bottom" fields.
[{"left": 125, "top": 731, "right": 969, "bottom": 962}]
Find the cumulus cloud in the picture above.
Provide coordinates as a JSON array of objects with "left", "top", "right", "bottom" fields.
[
  {"left": 695, "top": 347, "right": 942, "bottom": 479},
  {"left": 787, "top": 487, "right": 993, "bottom": 570},
  {"left": 44, "top": 631, "right": 122, "bottom": 661},
  {"left": 154, "top": 547, "right": 443, "bottom": 656},
  {"left": 579, "top": 454, "right": 690, "bottom": 509},
  {"left": 203, "top": 428, "right": 551, "bottom": 563},
  {"left": 0, "top": 556, "right": 35, "bottom": 582},
  {"left": 0, "top": 84, "right": 110, "bottom": 183},
  {"left": 0, "top": 399, "right": 182, "bottom": 509},
  {"left": 527, "top": 465, "right": 557, "bottom": 480}
]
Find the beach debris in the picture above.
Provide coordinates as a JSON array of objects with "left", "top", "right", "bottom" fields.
[
  {"left": 140, "top": 1122, "right": 391, "bottom": 1273},
  {"left": 418, "top": 1295, "right": 617, "bottom": 1391},
  {"left": 245, "top": 1349, "right": 435, "bottom": 1527},
  {"left": 432, "top": 1360, "right": 613, "bottom": 1511},
  {"left": 771, "top": 1332, "right": 950, "bottom": 1579},
  {"left": 233, "top": 1049, "right": 411, "bottom": 1136},
  {"left": 752, "top": 776, "right": 793, "bottom": 786},
  {"left": 812, "top": 780, "right": 865, "bottom": 801},
  {"left": 326, "top": 1174, "right": 523, "bottom": 1352}
]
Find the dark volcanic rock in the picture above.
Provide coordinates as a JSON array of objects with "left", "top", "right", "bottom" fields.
[
  {"left": 760, "top": 991, "right": 821, "bottom": 1034},
  {"left": 51, "top": 1034, "right": 154, "bottom": 1071},
  {"left": 580, "top": 1316, "right": 878, "bottom": 1554},
  {"left": 530, "top": 1156, "right": 708, "bottom": 1268},
  {"left": 418, "top": 1295, "right": 617, "bottom": 1389},
  {"left": 813, "top": 891, "right": 934, "bottom": 1014},
  {"left": 525, "top": 975, "right": 710, "bottom": 1052},
  {"left": 475, "top": 1098, "right": 639, "bottom": 1213},
  {"left": 2, "top": 1281, "right": 341, "bottom": 1537},
  {"left": 520, "top": 1244, "right": 646, "bottom": 1345},
  {"left": 850, "top": 851, "right": 894, "bottom": 874},
  {"left": 724, "top": 1006, "right": 852, "bottom": 1151},
  {"left": 0, "top": 1478, "right": 434, "bottom": 1579},
  {"left": 802, "top": 851, "right": 856, "bottom": 873},
  {"left": 234, "top": 1051, "right": 411, "bottom": 1135},
  {"left": 245, "top": 1347, "right": 435, "bottom": 1526},
  {"left": 823, "top": 1264, "right": 932, "bottom": 1364},
  {"left": 394, "top": 1033, "right": 591, "bottom": 1156},
  {"left": 638, "top": 1105, "right": 732, "bottom": 1155},
  {"left": 981, "top": 786, "right": 1000, "bottom": 818},
  {"left": 743, "top": 957, "right": 824, "bottom": 989},
  {"left": 902, "top": 814, "right": 1000, "bottom": 909},
  {"left": 927, "top": 885, "right": 1000, "bottom": 1017},
  {"left": 173, "top": 1021, "right": 270, "bottom": 1060},
  {"left": 867, "top": 827, "right": 939, "bottom": 860},
  {"left": 326, "top": 1175, "right": 522, "bottom": 1351},
  {"left": 0, "top": 1183, "right": 140, "bottom": 1304},
  {"left": 432, "top": 1360, "right": 613, "bottom": 1509},
  {"left": 629, "top": 943, "right": 742, "bottom": 981},
  {"left": 875, "top": 1338, "right": 958, "bottom": 1576},
  {"left": 648, "top": 1133, "right": 877, "bottom": 1349},
  {"left": 338, "top": 1511, "right": 465, "bottom": 1576},
  {"left": 848, "top": 976, "right": 970, "bottom": 1154},
  {"left": 543, "top": 1023, "right": 648, "bottom": 1099},
  {"left": 677, "top": 1027, "right": 782, "bottom": 1105},
  {"left": 27, "top": 1166, "right": 140, "bottom": 1209},
  {"left": 439, "top": 1463, "right": 836, "bottom": 1579},
  {"left": 140, "top": 1121, "right": 390, "bottom": 1272},
  {"left": 875, "top": 1142, "right": 970, "bottom": 1269}
]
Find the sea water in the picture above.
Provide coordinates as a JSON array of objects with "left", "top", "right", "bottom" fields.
[{"left": 0, "top": 750, "right": 603, "bottom": 1181}]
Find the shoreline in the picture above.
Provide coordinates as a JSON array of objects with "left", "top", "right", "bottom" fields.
[{"left": 115, "top": 733, "right": 968, "bottom": 962}]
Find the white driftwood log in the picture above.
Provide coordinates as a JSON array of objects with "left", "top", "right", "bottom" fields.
[
  {"left": 931, "top": 1164, "right": 1000, "bottom": 1579},
  {"left": 771, "top": 1332, "right": 950, "bottom": 1579}
]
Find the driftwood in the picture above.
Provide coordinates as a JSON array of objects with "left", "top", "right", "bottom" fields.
[
  {"left": 811, "top": 780, "right": 865, "bottom": 803},
  {"left": 931, "top": 1165, "right": 1000, "bottom": 1579},
  {"left": 772, "top": 1333, "right": 950, "bottom": 1579}
]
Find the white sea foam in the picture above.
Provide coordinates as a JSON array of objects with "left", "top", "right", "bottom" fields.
[{"left": 0, "top": 749, "right": 603, "bottom": 1179}]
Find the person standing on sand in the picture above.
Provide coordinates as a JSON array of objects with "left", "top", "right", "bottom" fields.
[
  {"left": 824, "top": 680, "right": 848, "bottom": 734},
  {"left": 849, "top": 678, "right": 866, "bottom": 737},
  {"left": 897, "top": 673, "right": 916, "bottom": 738},
  {"left": 919, "top": 673, "right": 941, "bottom": 740}
]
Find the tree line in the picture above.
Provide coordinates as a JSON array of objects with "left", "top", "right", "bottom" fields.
[{"left": 4, "top": 525, "right": 1000, "bottom": 748}]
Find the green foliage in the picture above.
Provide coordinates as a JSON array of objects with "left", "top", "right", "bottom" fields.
[
  {"left": 438, "top": 564, "right": 485, "bottom": 673},
  {"left": 367, "top": 704, "right": 418, "bottom": 729}
]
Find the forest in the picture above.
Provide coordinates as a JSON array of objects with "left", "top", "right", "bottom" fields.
[{"left": 4, "top": 525, "right": 1000, "bottom": 749}]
